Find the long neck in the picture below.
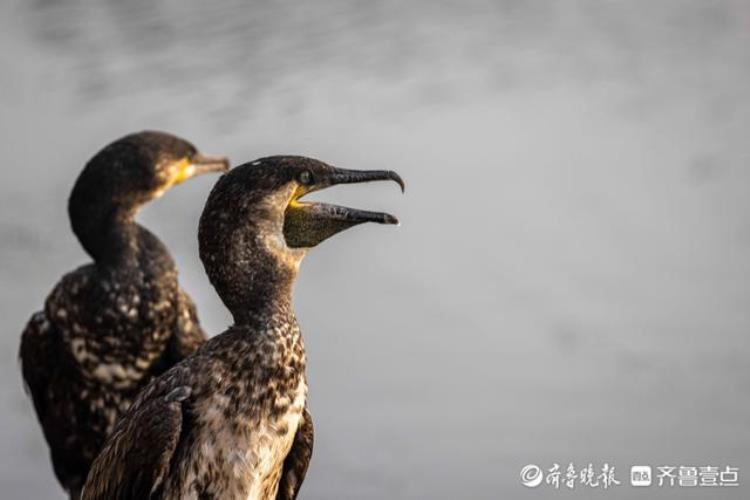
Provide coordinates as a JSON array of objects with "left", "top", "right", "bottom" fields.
[
  {"left": 202, "top": 219, "right": 301, "bottom": 326},
  {"left": 68, "top": 178, "right": 163, "bottom": 269},
  {"left": 76, "top": 212, "right": 137, "bottom": 265}
]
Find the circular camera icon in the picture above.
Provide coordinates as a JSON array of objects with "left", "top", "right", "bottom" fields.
[{"left": 520, "top": 464, "right": 543, "bottom": 488}]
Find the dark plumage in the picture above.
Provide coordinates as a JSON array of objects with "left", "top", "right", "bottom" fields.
[
  {"left": 82, "top": 157, "right": 403, "bottom": 500},
  {"left": 19, "top": 131, "right": 229, "bottom": 499}
]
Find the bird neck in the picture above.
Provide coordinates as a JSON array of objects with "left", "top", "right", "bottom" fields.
[
  {"left": 69, "top": 187, "right": 157, "bottom": 268},
  {"left": 235, "top": 293, "right": 298, "bottom": 332},
  {"left": 202, "top": 219, "right": 302, "bottom": 327},
  {"left": 225, "top": 239, "right": 298, "bottom": 326}
]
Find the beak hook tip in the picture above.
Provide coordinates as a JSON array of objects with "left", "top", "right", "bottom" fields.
[{"left": 389, "top": 171, "right": 406, "bottom": 193}]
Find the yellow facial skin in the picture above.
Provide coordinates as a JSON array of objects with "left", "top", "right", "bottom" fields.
[
  {"left": 148, "top": 158, "right": 195, "bottom": 201},
  {"left": 287, "top": 184, "right": 308, "bottom": 209},
  {"left": 171, "top": 158, "right": 196, "bottom": 186}
]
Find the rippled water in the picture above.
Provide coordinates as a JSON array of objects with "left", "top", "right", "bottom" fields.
[{"left": 2, "top": 1, "right": 749, "bottom": 498}]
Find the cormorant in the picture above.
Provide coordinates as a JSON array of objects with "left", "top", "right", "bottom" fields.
[
  {"left": 19, "top": 131, "right": 229, "bottom": 499},
  {"left": 82, "top": 156, "right": 403, "bottom": 500}
]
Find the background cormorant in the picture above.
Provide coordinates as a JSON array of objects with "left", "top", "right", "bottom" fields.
[
  {"left": 19, "top": 131, "right": 229, "bottom": 499},
  {"left": 81, "top": 157, "right": 403, "bottom": 500}
]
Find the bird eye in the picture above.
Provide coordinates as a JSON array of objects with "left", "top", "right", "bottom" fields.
[{"left": 298, "top": 170, "right": 313, "bottom": 185}]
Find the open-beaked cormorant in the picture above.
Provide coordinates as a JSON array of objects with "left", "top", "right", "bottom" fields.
[
  {"left": 82, "top": 156, "right": 403, "bottom": 500},
  {"left": 19, "top": 131, "right": 229, "bottom": 499}
]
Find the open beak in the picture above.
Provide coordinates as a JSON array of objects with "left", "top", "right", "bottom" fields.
[
  {"left": 283, "top": 167, "right": 404, "bottom": 248},
  {"left": 174, "top": 153, "right": 230, "bottom": 185}
]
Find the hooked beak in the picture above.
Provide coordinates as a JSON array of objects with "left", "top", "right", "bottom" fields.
[
  {"left": 174, "top": 153, "right": 230, "bottom": 185},
  {"left": 283, "top": 167, "right": 404, "bottom": 248}
]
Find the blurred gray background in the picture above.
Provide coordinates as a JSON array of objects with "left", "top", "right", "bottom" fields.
[{"left": 1, "top": 0, "right": 749, "bottom": 498}]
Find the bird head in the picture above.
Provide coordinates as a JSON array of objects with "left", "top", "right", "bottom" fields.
[
  {"left": 198, "top": 156, "right": 403, "bottom": 319},
  {"left": 72, "top": 130, "right": 229, "bottom": 210}
]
